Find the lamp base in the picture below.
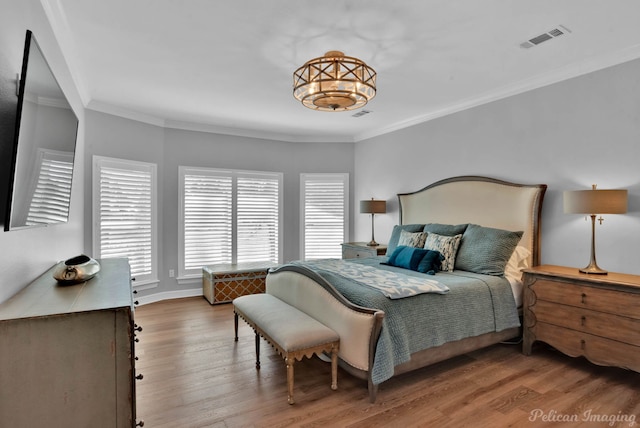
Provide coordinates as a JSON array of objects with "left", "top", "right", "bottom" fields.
[
  {"left": 367, "top": 240, "right": 379, "bottom": 247},
  {"left": 579, "top": 263, "right": 608, "bottom": 275}
]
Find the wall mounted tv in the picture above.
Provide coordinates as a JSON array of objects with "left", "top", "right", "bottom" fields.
[{"left": 3, "top": 30, "right": 79, "bottom": 231}]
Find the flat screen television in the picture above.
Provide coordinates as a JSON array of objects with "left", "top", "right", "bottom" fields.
[{"left": 3, "top": 30, "right": 79, "bottom": 231}]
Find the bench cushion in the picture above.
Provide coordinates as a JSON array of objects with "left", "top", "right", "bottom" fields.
[{"left": 233, "top": 294, "right": 339, "bottom": 352}]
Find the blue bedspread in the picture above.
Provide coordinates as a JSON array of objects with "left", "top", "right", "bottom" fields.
[{"left": 294, "top": 257, "right": 520, "bottom": 385}]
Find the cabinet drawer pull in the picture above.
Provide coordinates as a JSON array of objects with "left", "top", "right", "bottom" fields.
[
  {"left": 580, "top": 339, "right": 586, "bottom": 350},
  {"left": 136, "top": 420, "right": 144, "bottom": 427},
  {"left": 136, "top": 373, "right": 144, "bottom": 380},
  {"left": 581, "top": 293, "right": 587, "bottom": 304},
  {"left": 581, "top": 316, "right": 586, "bottom": 326}
]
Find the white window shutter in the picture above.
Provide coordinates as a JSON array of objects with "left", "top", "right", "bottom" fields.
[
  {"left": 179, "top": 167, "right": 282, "bottom": 277},
  {"left": 94, "top": 157, "right": 157, "bottom": 283},
  {"left": 237, "top": 175, "right": 280, "bottom": 263},
  {"left": 183, "top": 172, "right": 233, "bottom": 269},
  {"left": 301, "top": 173, "right": 349, "bottom": 260}
]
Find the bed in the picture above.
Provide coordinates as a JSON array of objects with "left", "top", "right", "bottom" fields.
[{"left": 266, "top": 176, "right": 546, "bottom": 402}]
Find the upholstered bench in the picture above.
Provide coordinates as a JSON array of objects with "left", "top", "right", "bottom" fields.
[{"left": 233, "top": 293, "right": 340, "bottom": 404}]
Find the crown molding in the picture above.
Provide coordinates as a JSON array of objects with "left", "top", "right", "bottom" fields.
[{"left": 355, "top": 43, "right": 640, "bottom": 142}]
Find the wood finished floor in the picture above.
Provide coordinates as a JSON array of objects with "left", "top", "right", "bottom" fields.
[{"left": 134, "top": 297, "right": 640, "bottom": 428}]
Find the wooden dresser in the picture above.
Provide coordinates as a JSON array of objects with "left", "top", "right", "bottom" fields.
[
  {"left": 522, "top": 265, "right": 640, "bottom": 372},
  {"left": 341, "top": 242, "right": 387, "bottom": 259},
  {"left": 0, "top": 258, "right": 140, "bottom": 427}
]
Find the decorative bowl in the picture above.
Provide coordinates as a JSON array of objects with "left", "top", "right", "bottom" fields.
[{"left": 53, "top": 255, "right": 101, "bottom": 284}]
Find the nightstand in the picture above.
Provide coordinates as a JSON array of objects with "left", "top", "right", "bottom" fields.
[
  {"left": 341, "top": 242, "right": 387, "bottom": 259},
  {"left": 522, "top": 265, "right": 640, "bottom": 372}
]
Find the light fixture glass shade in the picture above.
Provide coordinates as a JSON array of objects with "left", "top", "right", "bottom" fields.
[
  {"left": 360, "top": 199, "right": 386, "bottom": 214},
  {"left": 563, "top": 189, "right": 628, "bottom": 214},
  {"left": 293, "top": 51, "right": 376, "bottom": 112}
]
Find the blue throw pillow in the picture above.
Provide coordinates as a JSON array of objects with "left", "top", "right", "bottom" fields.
[
  {"left": 417, "top": 250, "right": 444, "bottom": 275},
  {"left": 385, "top": 245, "right": 430, "bottom": 271}
]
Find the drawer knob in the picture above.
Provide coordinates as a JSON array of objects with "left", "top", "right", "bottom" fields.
[
  {"left": 581, "top": 293, "right": 587, "bottom": 304},
  {"left": 581, "top": 316, "right": 586, "bottom": 326},
  {"left": 136, "top": 373, "right": 144, "bottom": 380},
  {"left": 580, "top": 339, "right": 586, "bottom": 350}
]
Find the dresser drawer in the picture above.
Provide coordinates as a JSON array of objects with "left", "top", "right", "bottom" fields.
[
  {"left": 530, "top": 278, "right": 640, "bottom": 319},
  {"left": 530, "top": 300, "right": 640, "bottom": 346},
  {"left": 532, "top": 322, "right": 640, "bottom": 372}
]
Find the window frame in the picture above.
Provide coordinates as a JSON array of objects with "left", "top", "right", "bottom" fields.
[
  {"left": 92, "top": 155, "right": 158, "bottom": 287},
  {"left": 179, "top": 166, "right": 283, "bottom": 279}
]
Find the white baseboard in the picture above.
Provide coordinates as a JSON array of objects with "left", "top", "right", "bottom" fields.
[{"left": 136, "top": 288, "right": 203, "bottom": 305}]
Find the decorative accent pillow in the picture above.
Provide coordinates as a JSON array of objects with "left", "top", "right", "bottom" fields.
[
  {"left": 386, "top": 224, "right": 425, "bottom": 255},
  {"left": 423, "top": 223, "right": 468, "bottom": 237},
  {"left": 455, "top": 224, "right": 524, "bottom": 276},
  {"left": 417, "top": 250, "right": 444, "bottom": 275},
  {"left": 384, "top": 246, "right": 431, "bottom": 271},
  {"left": 398, "top": 229, "right": 427, "bottom": 248},
  {"left": 423, "top": 233, "right": 462, "bottom": 272}
]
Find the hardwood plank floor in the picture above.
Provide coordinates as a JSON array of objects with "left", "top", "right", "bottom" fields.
[{"left": 134, "top": 297, "right": 640, "bottom": 428}]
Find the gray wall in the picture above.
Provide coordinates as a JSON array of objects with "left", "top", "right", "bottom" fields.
[
  {"left": 84, "top": 111, "right": 355, "bottom": 301},
  {"left": 355, "top": 59, "right": 640, "bottom": 275},
  {"left": 2, "top": 0, "right": 640, "bottom": 305},
  {"left": 0, "top": 0, "right": 85, "bottom": 303}
]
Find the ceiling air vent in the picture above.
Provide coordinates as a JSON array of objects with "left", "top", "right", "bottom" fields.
[
  {"left": 352, "top": 110, "right": 372, "bottom": 118},
  {"left": 520, "top": 25, "right": 570, "bottom": 49}
]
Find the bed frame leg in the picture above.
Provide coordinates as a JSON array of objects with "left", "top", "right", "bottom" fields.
[{"left": 368, "top": 379, "right": 378, "bottom": 403}]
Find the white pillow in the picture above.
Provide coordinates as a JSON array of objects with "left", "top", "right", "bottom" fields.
[{"left": 504, "top": 246, "right": 531, "bottom": 280}]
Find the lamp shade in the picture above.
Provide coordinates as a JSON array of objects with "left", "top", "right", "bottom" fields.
[
  {"left": 360, "top": 199, "right": 386, "bottom": 214},
  {"left": 563, "top": 189, "right": 628, "bottom": 214}
]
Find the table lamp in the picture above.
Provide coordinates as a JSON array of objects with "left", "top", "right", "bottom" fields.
[
  {"left": 563, "top": 184, "right": 627, "bottom": 274},
  {"left": 360, "top": 198, "right": 386, "bottom": 246}
]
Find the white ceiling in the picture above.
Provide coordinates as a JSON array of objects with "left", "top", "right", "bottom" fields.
[{"left": 44, "top": 0, "right": 640, "bottom": 142}]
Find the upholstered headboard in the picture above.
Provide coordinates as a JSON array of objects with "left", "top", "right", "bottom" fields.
[{"left": 398, "top": 176, "right": 547, "bottom": 266}]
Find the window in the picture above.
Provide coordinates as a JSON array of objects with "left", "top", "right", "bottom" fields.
[
  {"left": 301, "top": 173, "right": 349, "bottom": 259},
  {"left": 179, "top": 167, "right": 282, "bottom": 277},
  {"left": 93, "top": 156, "right": 157, "bottom": 284}
]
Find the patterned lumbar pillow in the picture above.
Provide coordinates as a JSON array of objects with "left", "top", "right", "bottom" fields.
[
  {"left": 423, "top": 233, "right": 462, "bottom": 272},
  {"left": 398, "top": 229, "right": 427, "bottom": 248},
  {"left": 386, "top": 224, "right": 425, "bottom": 255}
]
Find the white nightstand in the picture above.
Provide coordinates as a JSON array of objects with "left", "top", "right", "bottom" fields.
[{"left": 341, "top": 242, "right": 387, "bottom": 259}]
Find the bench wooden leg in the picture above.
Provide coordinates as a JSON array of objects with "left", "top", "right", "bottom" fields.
[
  {"left": 234, "top": 312, "right": 239, "bottom": 342},
  {"left": 286, "top": 355, "right": 295, "bottom": 405},
  {"left": 255, "top": 331, "right": 261, "bottom": 370},
  {"left": 330, "top": 347, "right": 338, "bottom": 391}
]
